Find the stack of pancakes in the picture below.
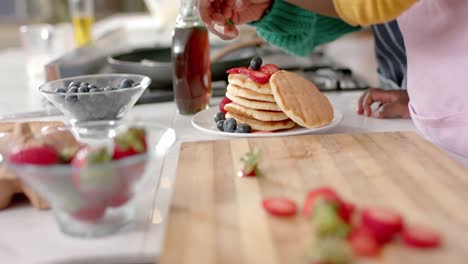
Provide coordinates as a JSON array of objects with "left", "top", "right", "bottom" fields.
[
  {"left": 224, "top": 74, "right": 296, "bottom": 131},
  {"left": 224, "top": 70, "right": 334, "bottom": 131}
]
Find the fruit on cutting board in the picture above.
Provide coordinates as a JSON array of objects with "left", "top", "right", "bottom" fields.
[
  {"left": 360, "top": 207, "right": 404, "bottom": 244},
  {"left": 262, "top": 197, "right": 297, "bottom": 217},
  {"left": 402, "top": 225, "right": 441, "bottom": 249},
  {"left": 259, "top": 185, "right": 442, "bottom": 264},
  {"left": 238, "top": 147, "right": 261, "bottom": 177}
]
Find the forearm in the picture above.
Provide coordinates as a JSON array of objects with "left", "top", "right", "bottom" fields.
[{"left": 333, "top": 0, "right": 417, "bottom": 26}]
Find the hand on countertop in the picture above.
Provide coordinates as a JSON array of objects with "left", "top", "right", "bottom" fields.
[{"left": 357, "top": 88, "right": 410, "bottom": 119}]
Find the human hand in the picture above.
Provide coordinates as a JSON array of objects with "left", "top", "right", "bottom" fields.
[
  {"left": 357, "top": 88, "right": 410, "bottom": 118},
  {"left": 198, "top": 0, "right": 271, "bottom": 40}
]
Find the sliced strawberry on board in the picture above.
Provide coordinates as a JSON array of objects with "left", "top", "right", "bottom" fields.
[
  {"left": 402, "top": 225, "right": 441, "bottom": 249},
  {"left": 9, "top": 145, "right": 60, "bottom": 166},
  {"left": 248, "top": 70, "right": 270, "bottom": 84},
  {"left": 338, "top": 200, "right": 356, "bottom": 224},
  {"left": 262, "top": 197, "right": 297, "bottom": 217},
  {"left": 303, "top": 187, "right": 341, "bottom": 219},
  {"left": 260, "top": 64, "right": 280, "bottom": 75},
  {"left": 348, "top": 226, "right": 381, "bottom": 257},
  {"left": 226, "top": 67, "right": 249, "bottom": 75},
  {"left": 219, "top": 97, "right": 232, "bottom": 114},
  {"left": 361, "top": 207, "right": 404, "bottom": 244}
]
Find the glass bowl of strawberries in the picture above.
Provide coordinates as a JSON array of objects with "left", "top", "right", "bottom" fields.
[{"left": 0, "top": 120, "right": 176, "bottom": 238}]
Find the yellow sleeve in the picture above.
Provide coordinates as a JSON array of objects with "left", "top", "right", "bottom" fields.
[{"left": 333, "top": 0, "right": 417, "bottom": 26}]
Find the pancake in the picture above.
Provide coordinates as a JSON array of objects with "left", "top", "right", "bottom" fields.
[
  {"left": 224, "top": 103, "right": 289, "bottom": 121},
  {"left": 227, "top": 84, "right": 276, "bottom": 103},
  {"left": 270, "top": 70, "right": 334, "bottom": 129},
  {"left": 226, "top": 112, "right": 296, "bottom": 131},
  {"left": 228, "top": 74, "right": 273, "bottom": 95},
  {"left": 226, "top": 92, "right": 282, "bottom": 112}
]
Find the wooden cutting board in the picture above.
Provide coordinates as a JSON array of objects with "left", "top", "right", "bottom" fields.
[{"left": 159, "top": 132, "right": 468, "bottom": 264}]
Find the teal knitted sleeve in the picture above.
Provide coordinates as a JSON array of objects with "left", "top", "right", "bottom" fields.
[{"left": 249, "top": 0, "right": 361, "bottom": 56}]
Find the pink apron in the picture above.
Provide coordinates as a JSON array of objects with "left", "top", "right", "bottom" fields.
[{"left": 398, "top": 0, "right": 468, "bottom": 158}]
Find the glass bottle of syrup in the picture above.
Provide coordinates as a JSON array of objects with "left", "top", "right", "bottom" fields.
[{"left": 171, "top": 0, "right": 211, "bottom": 115}]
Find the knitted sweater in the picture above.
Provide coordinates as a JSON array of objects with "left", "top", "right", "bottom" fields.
[{"left": 250, "top": 0, "right": 360, "bottom": 56}]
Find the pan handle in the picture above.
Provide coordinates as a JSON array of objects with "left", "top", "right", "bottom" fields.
[{"left": 211, "top": 38, "right": 264, "bottom": 62}]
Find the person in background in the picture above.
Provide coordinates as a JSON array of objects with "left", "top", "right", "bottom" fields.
[{"left": 199, "top": 0, "right": 468, "bottom": 159}]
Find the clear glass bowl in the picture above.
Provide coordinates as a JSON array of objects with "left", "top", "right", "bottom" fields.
[
  {"left": 39, "top": 74, "right": 151, "bottom": 125},
  {"left": 1, "top": 120, "right": 175, "bottom": 238}
]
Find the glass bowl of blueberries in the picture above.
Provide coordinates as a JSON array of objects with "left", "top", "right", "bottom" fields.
[{"left": 39, "top": 74, "right": 151, "bottom": 125}]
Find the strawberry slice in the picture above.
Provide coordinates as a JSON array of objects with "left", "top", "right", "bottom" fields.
[
  {"left": 219, "top": 97, "right": 232, "bottom": 114},
  {"left": 348, "top": 226, "right": 381, "bottom": 257},
  {"left": 226, "top": 67, "right": 249, "bottom": 75},
  {"left": 248, "top": 70, "right": 270, "bottom": 84},
  {"left": 260, "top": 64, "right": 280, "bottom": 75},
  {"left": 262, "top": 197, "right": 297, "bottom": 217},
  {"left": 113, "top": 127, "right": 147, "bottom": 160},
  {"left": 338, "top": 200, "right": 356, "bottom": 224},
  {"left": 361, "top": 207, "right": 404, "bottom": 244},
  {"left": 72, "top": 206, "right": 106, "bottom": 222},
  {"left": 303, "top": 187, "right": 341, "bottom": 219},
  {"left": 9, "top": 145, "right": 59, "bottom": 166},
  {"left": 402, "top": 225, "right": 441, "bottom": 249}
]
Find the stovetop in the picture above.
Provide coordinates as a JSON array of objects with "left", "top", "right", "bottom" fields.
[{"left": 135, "top": 48, "right": 368, "bottom": 104}]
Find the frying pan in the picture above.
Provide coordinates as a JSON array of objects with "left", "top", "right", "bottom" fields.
[{"left": 107, "top": 39, "right": 263, "bottom": 90}]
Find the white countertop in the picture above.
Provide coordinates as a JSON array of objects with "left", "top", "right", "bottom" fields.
[{"left": 0, "top": 40, "right": 465, "bottom": 263}]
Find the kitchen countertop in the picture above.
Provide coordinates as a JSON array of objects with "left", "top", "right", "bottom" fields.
[{"left": 0, "top": 28, "right": 466, "bottom": 264}]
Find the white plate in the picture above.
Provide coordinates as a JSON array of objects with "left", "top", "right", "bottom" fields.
[{"left": 191, "top": 107, "right": 343, "bottom": 138}]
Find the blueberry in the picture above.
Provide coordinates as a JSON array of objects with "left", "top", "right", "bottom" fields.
[
  {"left": 55, "top": 88, "right": 66, "bottom": 93},
  {"left": 81, "top": 82, "right": 89, "bottom": 87},
  {"left": 88, "top": 84, "right": 97, "bottom": 89},
  {"left": 78, "top": 86, "right": 89, "bottom": 93},
  {"left": 68, "top": 85, "right": 79, "bottom": 91},
  {"left": 223, "top": 118, "right": 237, "bottom": 133},
  {"left": 120, "top": 79, "right": 134, "bottom": 89},
  {"left": 104, "top": 86, "right": 116, "bottom": 92},
  {"left": 68, "top": 81, "right": 80, "bottom": 88},
  {"left": 214, "top": 112, "right": 226, "bottom": 123},
  {"left": 216, "top": 120, "right": 224, "bottom": 131},
  {"left": 65, "top": 94, "right": 78, "bottom": 103},
  {"left": 89, "top": 88, "right": 98, "bottom": 93},
  {"left": 250, "top": 57, "right": 263, "bottom": 71},
  {"left": 68, "top": 87, "right": 78, "bottom": 93},
  {"left": 235, "top": 123, "right": 252, "bottom": 133}
]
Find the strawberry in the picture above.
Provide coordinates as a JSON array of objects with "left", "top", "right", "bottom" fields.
[
  {"left": 219, "top": 97, "right": 232, "bottom": 114},
  {"left": 360, "top": 207, "right": 404, "bottom": 244},
  {"left": 238, "top": 147, "right": 261, "bottom": 177},
  {"left": 260, "top": 64, "right": 280, "bottom": 76},
  {"left": 72, "top": 205, "right": 106, "bottom": 222},
  {"left": 348, "top": 226, "right": 381, "bottom": 257},
  {"left": 226, "top": 67, "right": 249, "bottom": 75},
  {"left": 112, "top": 127, "right": 147, "bottom": 160},
  {"left": 71, "top": 147, "right": 118, "bottom": 200},
  {"left": 338, "top": 200, "right": 356, "bottom": 224},
  {"left": 9, "top": 145, "right": 59, "bottom": 166},
  {"left": 107, "top": 190, "right": 131, "bottom": 208},
  {"left": 303, "top": 187, "right": 341, "bottom": 219},
  {"left": 247, "top": 69, "right": 269, "bottom": 84},
  {"left": 402, "top": 225, "right": 441, "bottom": 249},
  {"left": 262, "top": 197, "right": 297, "bottom": 217}
]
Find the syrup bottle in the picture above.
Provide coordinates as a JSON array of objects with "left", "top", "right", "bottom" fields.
[{"left": 171, "top": 0, "right": 212, "bottom": 115}]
